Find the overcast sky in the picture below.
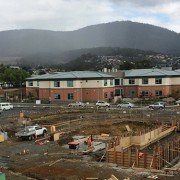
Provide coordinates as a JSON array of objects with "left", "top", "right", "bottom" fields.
[{"left": 0, "top": 0, "right": 179, "bottom": 32}]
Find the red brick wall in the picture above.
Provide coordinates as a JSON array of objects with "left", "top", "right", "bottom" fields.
[
  {"left": 37, "top": 87, "right": 115, "bottom": 102},
  {"left": 137, "top": 85, "right": 171, "bottom": 97},
  {"left": 171, "top": 85, "right": 180, "bottom": 93},
  {"left": 26, "top": 87, "right": 39, "bottom": 98},
  {"left": 123, "top": 86, "right": 139, "bottom": 97}
]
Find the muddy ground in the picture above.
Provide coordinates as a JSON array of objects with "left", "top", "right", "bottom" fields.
[{"left": 0, "top": 106, "right": 180, "bottom": 179}]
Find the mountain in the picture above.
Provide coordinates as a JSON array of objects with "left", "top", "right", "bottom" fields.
[{"left": 0, "top": 21, "right": 180, "bottom": 61}]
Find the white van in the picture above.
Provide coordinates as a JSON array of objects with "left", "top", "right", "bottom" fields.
[{"left": 0, "top": 103, "right": 13, "bottom": 111}]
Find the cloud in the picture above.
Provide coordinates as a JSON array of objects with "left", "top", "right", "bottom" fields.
[
  {"left": 109, "top": 0, "right": 180, "bottom": 7},
  {"left": 0, "top": 0, "right": 179, "bottom": 32}
]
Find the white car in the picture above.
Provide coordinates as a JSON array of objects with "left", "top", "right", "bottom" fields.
[
  {"left": 15, "top": 125, "right": 47, "bottom": 140},
  {"left": 149, "top": 102, "right": 165, "bottom": 110},
  {"left": 117, "top": 102, "right": 135, "bottom": 108},
  {"left": 0, "top": 102, "right": 13, "bottom": 111},
  {"left": 176, "top": 99, "right": 180, "bottom": 105},
  {"left": 68, "top": 102, "right": 86, "bottom": 107},
  {"left": 96, "top": 101, "right": 110, "bottom": 107}
]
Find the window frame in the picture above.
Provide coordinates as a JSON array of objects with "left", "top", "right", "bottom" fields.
[
  {"left": 155, "top": 90, "right": 163, "bottom": 96},
  {"left": 54, "top": 93, "right": 61, "bottom": 99},
  {"left": 68, "top": 93, "right": 74, "bottom": 100},
  {"left": 104, "top": 92, "right": 108, "bottom": 98},
  {"left": 28, "top": 81, "right": 33, "bottom": 86},
  {"left": 115, "top": 79, "right": 120, "bottom": 86},
  {"left": 141, "top": 90, "right": 149, "bottom": 97},
  {"left": 129, "top": 79, "right": 135, "bottom": 85},
  {"left": 142, "top": 78, "right": 148, "bottom": 85},
  {"left": 155, "top": 78, "right": 162, "bottom": 84},
  {"left": 54, "top": 81, "right": 60, "bottom": 87},
  {"left": 104, "top": 79, "right": 108, "bottom": 86},
  {"left": 67, "top": 80, "right": 74, "bottom": 87},
  {"left": 110, "top": 79, "right": 114, "bottom": 86}
]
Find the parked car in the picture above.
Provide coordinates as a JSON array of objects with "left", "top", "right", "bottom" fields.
[
  {"left": 15, "top": 125, "right": 47, "bottom": 141},
  {"left": 0, "top": 102, "right": 13, "bottom": 111},
  {"left": 96, "top": 101, "right": 110, "bottom": 107},
  {"left": 117, "top": 102, "right": 135, "bottom": 108},
  {"left": 68, "top": 102, "right": 86, "bottom": 107},
  {"left": 149, "top": 102, "right": 165, "bottom": 110},
  {"left": 176, "top": 99, "right": 180, "bottom": 105}
]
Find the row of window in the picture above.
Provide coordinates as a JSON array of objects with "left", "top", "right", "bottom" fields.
[
  {"left": 141, "top": 90, "right": 163, "bottom": 96},
  {"left": 115, "top": 89, "right": 163, "bottom": 97},
  {"left": 104, "top": 92, "right": 114, "bottom": 98},
  {"left": 54, "top": 80, "right": 74, "bottom": 87},
  {"left": 28, "top": 79, "right": 114, "bottom": 87},
  {"left": 28, "top": 80, "right": 74, "bottom": 87},
  {"left": 28, "top": 78, "right": 163, "bottom": 87},
  {"left": 54, "top": 93, "right": 74, "bottom": 100},
  {"left": 128, "top": 78, "right": 162, "bottom": 85}
]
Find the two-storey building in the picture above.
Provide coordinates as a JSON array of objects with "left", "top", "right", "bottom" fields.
[
  {"left": 26, "top": 71, "right": 115, "bottom": 102},
  {"left": 123, "top": 69, "right": 180, "bottom": 98}
]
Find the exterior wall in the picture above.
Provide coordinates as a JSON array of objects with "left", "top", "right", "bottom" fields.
[
  {"left": 37, "top": 79, "right": 114, "bottom": 89},
  {"left": 123, "top": 86, "right": 138, "bottom": 98},
  {"left": 123, "top": 77, "right": 180, "bottom": 98},
  {"left": 26, "top": 87, "right": 39, "bottom": 98},
  {"left": 137, "top": 85, "right": 171, "bottom": 97},
  {"left": 171, "top": 77, "right": 180, "bottom": 85},
  {"left": 124, "top": 77, "right": 172, "bottom": 86},
  {"left": 37, "top": 87, "right": 115, "bottom": 102},
  {"left": 26, "top": 81, "right": 39, "bottom": 88},
  {"left": 26, "top": 78, "right": 115, "bottom": 102}
]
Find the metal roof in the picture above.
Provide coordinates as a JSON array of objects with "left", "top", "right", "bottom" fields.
[
  {"left": 125, "top": 69, "right": 180, "bottom": 77},
  {"left": 26, "top": 71, "right": 114, "bottom": 80}
]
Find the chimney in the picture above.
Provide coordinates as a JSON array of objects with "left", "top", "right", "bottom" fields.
[{"left": 103, "top": 68, "right": 107, "bottom": 72}]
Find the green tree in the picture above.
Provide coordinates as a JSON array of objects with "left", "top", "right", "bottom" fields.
[{"left": 0, "top": 67, "right": 30, "bottom": 87}]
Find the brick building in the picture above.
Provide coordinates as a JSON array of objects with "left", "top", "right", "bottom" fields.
[
  {"left": 26, "top": 71, "right": 115, "bottom": 102},
  {"left": 123, "top": 69, "right": 180, "bottom": 98}
]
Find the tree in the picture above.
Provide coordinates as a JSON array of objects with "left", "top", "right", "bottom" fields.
[{"left": 0, "top": 66, "right": 30, "bottom": 87}]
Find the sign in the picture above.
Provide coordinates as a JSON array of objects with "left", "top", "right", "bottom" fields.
[{"left": 36, "top": 100, "right": 41, "bottom": 105}]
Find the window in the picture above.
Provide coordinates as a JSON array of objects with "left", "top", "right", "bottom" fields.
[
  {"left": 115, "top": 79, "right": 120, "bottom": 85},
  {"left": 68, "top": 93, "right": 74, "bottom": 100},
  {"left": 142, "top": 78, "right": 148, "bottom": 84},
  {"left": 104, "top": 80, "right": 107, "bottom": 86},
  {"left": 67, "top": 80, "right": 74, "bottom": 87},
  {"left": 155, "top": 90, "right": 162, "bottom": 96},
  {"left": 121, "top": 79, "right": 123, "bottom": 85},
  {"left": 54, "top": 94, "right": 61, "bottom": 99},
  {"left": 37, "top": 81, "right": 39, "bottom": 86},
  {"left": 129, "top": 79, "right": 135, "bottom": 84},
  {"left": 104, "top": 92, "right": 108, "bottom": 98},
  {"left": 28, "top": 81, "right": 33, "bottom": 86},
  {"left": 110, "top": 79, "right": 114, "bottom": 86},
  {"left": 115, "top": 89, "right": 124, "bottom": 96},
  {"left": 54, "top": 81, "right": 60, "bottom": 87},
  {"left": 155, "top": 78, "right": 162, "bottom": 84},
  {"left": 141, "top": 91, "right": 149, "bottom": 97}
]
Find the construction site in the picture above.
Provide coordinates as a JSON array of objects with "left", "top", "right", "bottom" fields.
[{"left": 0, "top": 105, "right": 180, "bottom": 180}]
